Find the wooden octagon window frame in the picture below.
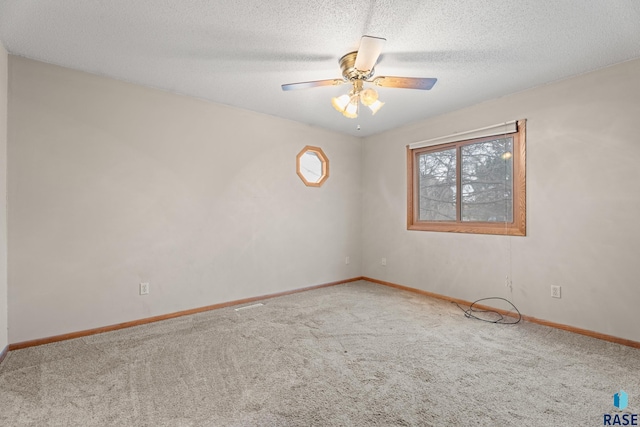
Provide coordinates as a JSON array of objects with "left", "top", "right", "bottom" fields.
[{"left": 296, "top": 146, "right": 329, "bottom": 187}]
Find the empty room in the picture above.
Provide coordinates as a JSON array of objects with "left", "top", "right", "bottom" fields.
[{"left": 1, "top": 1, "right": 639, "bottom": 426}]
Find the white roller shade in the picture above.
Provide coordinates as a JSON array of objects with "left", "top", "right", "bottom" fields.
[{"left": 409, "top": 120, "right": 518, "bottom": 150}]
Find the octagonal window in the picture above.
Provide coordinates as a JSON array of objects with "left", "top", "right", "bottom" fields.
[{"left": 296, "top": 146, "right": 329, "bottom": 187}]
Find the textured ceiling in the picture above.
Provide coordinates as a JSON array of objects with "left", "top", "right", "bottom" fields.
[{"left": 1, "top": 1, "right": 639, "bottom": 137}]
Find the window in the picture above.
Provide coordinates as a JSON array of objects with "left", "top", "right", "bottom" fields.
[
  {"left": 407, "top": 120, "right": 526, "bottom": 236},
  {"left": 296, "top": 146, "right": 329, "bottom": 187}
]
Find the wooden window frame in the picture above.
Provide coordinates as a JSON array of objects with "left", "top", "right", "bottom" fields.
[
  {"left": 407, "top": 120, "right": 526, "bottom": 236},
  {"left": 296, "top": 145, "right": 329, "bottom": 187}
]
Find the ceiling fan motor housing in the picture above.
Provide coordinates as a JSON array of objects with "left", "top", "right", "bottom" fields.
[{"left": 339, "top": 51, "right": 374, "bottom": 81}]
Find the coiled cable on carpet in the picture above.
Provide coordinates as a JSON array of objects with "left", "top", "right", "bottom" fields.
[{"left": 455, "top": 297, "right": 521, "bottom": 324}]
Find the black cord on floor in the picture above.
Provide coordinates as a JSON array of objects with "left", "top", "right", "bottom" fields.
[{"left": 454, "top": 297, "right": 521, "bottom": 324}]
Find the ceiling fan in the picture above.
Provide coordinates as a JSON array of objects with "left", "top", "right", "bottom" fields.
[{"left": 281, "top": 36, "right": 437, "bottom": 119}]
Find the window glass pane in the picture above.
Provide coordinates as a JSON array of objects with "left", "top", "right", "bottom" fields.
[
  {"left": 417, "top": 148, "right": 457, "bottom": 221},
  {"left": 299, "top": 151, "right": 323, "bottom": 183},
  {"left": 461, "top": 137, "right": 513, "bottom": 222}
]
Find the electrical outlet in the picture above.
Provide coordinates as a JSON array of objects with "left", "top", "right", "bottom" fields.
[
  {"left": 345, "top": 256, "right": 350, "bottom": 265},
  {"left": 140, "top": 282, "right": 149, "bottom": 295},
  {"left": 551, "top": 285, "right": 561, "bottom": 299},
  {"left": 381, "top": 258, "right": 387, "bottom": 266}
]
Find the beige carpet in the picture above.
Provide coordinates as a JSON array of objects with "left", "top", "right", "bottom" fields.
[{"left": 1, "top": 280, "right": 638, "bottom": 426}]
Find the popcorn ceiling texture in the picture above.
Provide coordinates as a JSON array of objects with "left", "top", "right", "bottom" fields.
[{"left": 0, "top": 0, "right": 639, "bottom": 137}]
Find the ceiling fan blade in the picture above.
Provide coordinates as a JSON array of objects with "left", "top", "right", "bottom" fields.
[
  {"left": 372, "top": 76, "right": 437, "bottom": 90},
  {"left": 354, "top": 35, "right": 386, "bottom": 72},
  {"left": 281, "top": 79, "right": 345, "bottom": 91}
]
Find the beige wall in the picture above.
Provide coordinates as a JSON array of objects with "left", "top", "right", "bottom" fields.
[
  {"left": 8, "top": 57, "right": 362, "bottom": 343},
  {"left": 362, "top": 58, "right": 640, "bottom": 342},
  {"left": 0, "top": 44, "right": 7, "bottom": 351},
  {"left": 7, "top": 54, "right": 640, "bottom": 345}
]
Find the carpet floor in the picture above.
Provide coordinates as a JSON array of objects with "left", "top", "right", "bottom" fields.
[{"left": 0, "top": 280, "right": 638, "bottom": 426}]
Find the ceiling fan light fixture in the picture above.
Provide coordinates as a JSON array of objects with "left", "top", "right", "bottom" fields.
[
  {"left": 331, "top": 94, "right": 351, "bottom": 113},
  {"left": 342, "top": 97, "right": 359, "bottom": 118},
  {"left": 368, "top": 99, "right": 385, "bottom": 115},
  {"left": 360, "top": 88, "right": 379, "bottom": 106},
  {"left": 282, "top": 35, "right": 437, "bottom": 123}
]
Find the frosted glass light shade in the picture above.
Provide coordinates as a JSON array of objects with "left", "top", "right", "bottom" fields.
[
  {"left": 331, "top": 94, "right": 350, "bottom": 112},
  {"left": 368, "top": 100, "right": 384, "bottom": 115},
  {"left": 342, "top": 97, "right": 359, "bottom": 118},
  {"left": 360, "top": 88, "right": 378, "bottom": 106}
]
